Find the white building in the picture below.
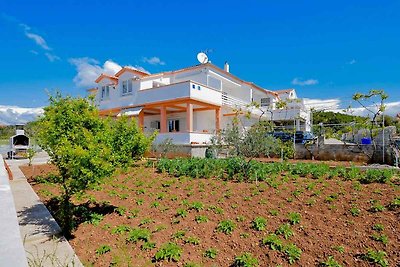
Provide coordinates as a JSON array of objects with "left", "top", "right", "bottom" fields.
[{"left": 89, "top": 62, "right": 311, "bottom": 146}]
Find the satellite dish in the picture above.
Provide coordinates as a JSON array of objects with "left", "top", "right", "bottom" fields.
[{"left": 197, "top": 52, "right": 209, "bottom": 64}]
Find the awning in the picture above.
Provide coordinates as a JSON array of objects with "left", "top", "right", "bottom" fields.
[{"left": 117, "top": 107, "right": 143, "bottom": 117}]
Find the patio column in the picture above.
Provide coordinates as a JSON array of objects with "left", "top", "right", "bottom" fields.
[
  {"left": 160, "top": 106, "right": 167, "bottom": 133},
  {"left": 138, "top": 110, "right": 144, "bottom": 130},
  {"left": 186, "top": 103, "right": 193, "bottom": 132},
  {"left": 215, "top": 107, "right": 221, "bottom": 132}
]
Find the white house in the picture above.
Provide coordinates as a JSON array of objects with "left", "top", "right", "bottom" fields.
[{"left": 89, "top": 62, "right": 311, "bottom": 146}]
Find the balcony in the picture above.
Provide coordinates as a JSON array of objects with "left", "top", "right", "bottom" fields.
[{"left": 137, "top": 81, "right": 222, "bottom": 107}]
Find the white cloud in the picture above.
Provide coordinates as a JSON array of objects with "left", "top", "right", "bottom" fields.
[
  {"left": 0, "top": 105, "right": 43, "bottom": 125},
  {"left": 69, "top": 57, "right": 150, "bottom": 87},
  {"left": 347, "top": 59, "right": 356, "bottom": 65},
  {"left": 292, "top": 78, "right": 319, "bottom": 86},
  {"left": 25, "top": 32, "right": 51, "bottom": 50},
  {"left": 142, "top": 56, "right": 165, "bottom": 65},
  {"left": 340, "top": 101, "right": 400, "bottom": 117},
  {"left": 30, "top": 50, "right": 39, "bottom": 55},
  {"left": 303, "top": 98, "right": 341, "bottom": 111},
  {"left": 45, "top": 52, "right": 60, "bottom": 62}
]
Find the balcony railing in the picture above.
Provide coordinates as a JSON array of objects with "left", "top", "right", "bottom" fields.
[{"left": 221, "top": 94, "right": 249, "bottom": 109}]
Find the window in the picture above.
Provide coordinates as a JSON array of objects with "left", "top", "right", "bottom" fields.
[
  {"left": 101, "top": 86, "right": 110, "bottom": 100},
  {"left": 150, "top": 121, "right": 160, "bottom": 130},
  {"left": 168, "top": 119, "right": 180, "bottom": 132},
  {"left": 207, "top": 76, "right": 222, "bottom": 90},
  {"left": 122, "top": 80, "right": 133, "bottom": 95},
  {"left": 260, "top": 97, "right": 271, "bottom": 107}
]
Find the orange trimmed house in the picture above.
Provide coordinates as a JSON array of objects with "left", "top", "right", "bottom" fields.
[{"left": 89, "top": 62, "right": 311, "bottom": 153}]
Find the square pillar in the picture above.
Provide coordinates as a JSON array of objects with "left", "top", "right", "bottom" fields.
[
  {"left": 215, "top": 107, "right": 221, "bottom": 132},
  {"left": 138, "top": 110, "right": 144, "bottom": 130},
  {"left": 160, "top": 106, "right": 167, "bottom": 133},
  {"left": 186, "top": 103, "right": 193, "bottom": 132}
]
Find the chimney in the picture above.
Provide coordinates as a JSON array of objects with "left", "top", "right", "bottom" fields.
[{"left": 224, "top": 61, "right": 230, "bottom": 73}]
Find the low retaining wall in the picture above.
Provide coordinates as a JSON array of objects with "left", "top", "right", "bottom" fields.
[
  {"left": 0, "top": 155, "right": 28, "bottom": 267},
  {"left": 295, "top": 143, "right": 395, "bottom": 164}
]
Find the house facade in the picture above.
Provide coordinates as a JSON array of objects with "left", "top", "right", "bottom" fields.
[{"left": 89, "top": 62, "right": 311, "bottom": 145}]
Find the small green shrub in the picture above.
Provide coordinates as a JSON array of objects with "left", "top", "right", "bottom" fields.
[
  {"left": 190, "top": 201, "right": 204, "bottom": 212},
  {"left": 388, "top": 196, "right": 400, "bottom": 210},
  {"left": 154, "top": 242, "right": 182, "bottom": 262},
  {"left": 371, "top": 234, "right": 388, "bottom": 245},
  {"left": 95, "top": 244, "right": 111, "bottom": 255},
  {"left": 114, "top": 206, "right": 127, "bottom": 216},
  {"left": 360, "top": 249, "right": 388, "bottom": 267},
  {"left": 288, "top": 212, "right": 301, "bottom": 225},
  {"left": 284, "top": 243, "right": 302, "bottom": 264},
  {"left": 269, "top": 209, "right": 279, "bottom": 216},
  {"left": 261, "top": 234, "right": 284, "bottom": 251},
  {"left": 126, "top": 228, "right": 151, "bottom": 243},
  {"left": 141, "top": 241, "right": 156, "bottom": 251},
  {"left": 276, "top": 223, "right": 293, "bottom": 239},
  {"left": 319, "top": 256, "right": 342, "bottom": 267},
  {"left": 216, "top": 220, "right": 236, "bottom": 235},
  {"left": 195, "top": 215, "right": 209, "bottom": 223},
  {"left": 372, "top": 224, "right": 384, "bottom": 231},
  {"left": 87, "top": 213, "right": 104, "bottom": 226},
  {"left": 369, "top": 200, "right": 385, "bottom": 212},
  {"left": 251, "top": 217, "right": 267, "bottom": 231},
  {"left": 185, "top": 236, "right": 201, "bottom": 245},
  {"left": 176, "top": 208, "right": 188, "bottom": 218},
  {"left": 172, "top": 230, "right": 186, "bottom": 239},
  {"left": 233, "top": 252, "right": 259, "bottom": 267},
  {"left": 204, "top": 248, "right": 218, "bottom": 259},
  {"left": 111, "top": 225, "right": 131, "bottom": 234},
  {"left": 349, "top": 207, "right": 360, "bottom": 216}
]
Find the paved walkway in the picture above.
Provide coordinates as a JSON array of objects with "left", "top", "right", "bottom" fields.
[{"left": 6, "top": 153, "right": 83, "bottom": 267}]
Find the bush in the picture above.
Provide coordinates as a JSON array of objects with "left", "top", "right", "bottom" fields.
[
  {"left": 216, "top": 220, "right": 236, "bottom": 235},
  {"left": 154, "top": 242, "right": 182, "bottom": 262},
  {"left": 251, "top": 217, "right": 267, "bottom": 231},
  {"left": 126, "top": 228, "right": 151, "bottom": 243},
  {"left": 360, "top": 249, "right": 388, "bottom": 267},
  {"left": 262, "top": 234, "right": 284, "bottom": 251},
  {"left": 233, "top": 252, "right": 259, "bottom": 267},
  {"left": 95, "top": 245, "right": 111, "bottom": 255}
]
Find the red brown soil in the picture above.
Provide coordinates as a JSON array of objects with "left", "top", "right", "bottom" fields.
[{"left": 21, "top": 163, "right": 400, "bottom": 267}]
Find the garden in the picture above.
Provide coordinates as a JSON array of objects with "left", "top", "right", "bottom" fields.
[
  {"left": 19, "top": 93, "right": 399, "bottom": 266},
  {"left": 21, "top": 158, "right": 400, "bottom": 266}
]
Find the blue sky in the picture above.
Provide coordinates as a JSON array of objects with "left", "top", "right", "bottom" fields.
[{"left": 1, "top": 0, "right": 400, "bottom": 113}]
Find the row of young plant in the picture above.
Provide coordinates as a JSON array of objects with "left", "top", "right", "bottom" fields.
[{"left": 156, "top": 157, "right": 397, "bottom": 184}]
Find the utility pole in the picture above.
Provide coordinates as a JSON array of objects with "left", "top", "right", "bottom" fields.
[{"left": 382, "top": 112, "right": 385, "bottom": 163}]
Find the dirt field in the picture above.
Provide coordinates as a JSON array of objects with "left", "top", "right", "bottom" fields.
[{"left": 20, "top": 162, "right": 400, "bottom": 267}]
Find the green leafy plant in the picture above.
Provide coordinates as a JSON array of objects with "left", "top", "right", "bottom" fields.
[
  {"left": 349, "top": 207, "right": 361, "bottom": 216},
  {"left": 141, "top": 241, "right": 156, "bottom": 251},
  {"left": 262, "top": 234, "right": 284, "bottom": 251},
  {"left": 372, "top": 224, "right": 385, "bottom": 231},
  {"left": 251, "top": 217, "right": 267, "bottom": 231},
  {"left": 332, "top": 245, "right": 345, "bottom": 253},
  {"left": 360, "top": 249, "right": 388, "bottom": 267},
  {"left": 114, "top": 206, "right": 127, "bottom": 216},
  {"left": 176, "top": 208, "right": 188, "bottom": 218},
  {"left": 126, "top": 228, "right": 151, "bottom": 244},
  {"left": 288, "top": 212, "right": 301, "bottom": 225},
  {"left": 95, "top": 244, "right": 111, "bottom": 255},
  {"left": 172, "top": 230, "right": 186, "bottom": 239},
  {"left": 154, "top": 242, "right": 182, "bottom": 262},
  {"left": 203, "top": 248, "right": 218, "bottom": 259},
  {"left": 185, "top": 236, "right": 200, "bottom": 245},
  {"left": 190, "top": 201, "right": 205, "bottom": 212},
  {"left": 216, "top": 220, "right": 236, "bottom": 235},
  {"left": 319, "top": 256, "right": 342, "bottom": 267},
  {"left": 233, "top": 252, "right": 259, "bottom": 267},
  {"left": 87, "top": 213, "right": 104, "bottom": 226},
  {"left": 369, "top": 200, "right": 385, "bottom": 212},
  {"left": 195, "top": 215, "right": 208, "bottom": 223},
  {"left": 34, "top": 93, "right": 153, "bottom": 236},
  {"left": 276, "top": 223, "right": 293, "bottom": 239},
  {"left": 371, "top": 234, "right": 388, "bottom": 245},
  {"left": 111, "top": 225, "right": 131, "bottom": 234},
  {"left": 284, "top": 243, "right": 302, "bottom": 264}
]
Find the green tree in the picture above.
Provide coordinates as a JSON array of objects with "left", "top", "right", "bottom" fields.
[{"left": 35, "top": 93, "right": 153, "bottom": 236}]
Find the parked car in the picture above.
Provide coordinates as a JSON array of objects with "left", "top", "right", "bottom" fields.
[{"left": 268, "top": 131, "right": 316, "bottom": 144}]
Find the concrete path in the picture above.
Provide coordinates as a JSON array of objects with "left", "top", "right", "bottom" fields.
[{"left": 6, "top": 153, "right": 83, "bottom": 267}]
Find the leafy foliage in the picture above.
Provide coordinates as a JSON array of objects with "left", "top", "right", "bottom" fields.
[
  {"left": 251, "top": 217, "right": 267, "bottom": 231},
  {"left": 360, "top": 249, "right": 388, "bottom": 267},
  {"left": 233, "top": 252, "right": 259, "bottom": 267},
  {"left": 216, "top": 220, "right": 236, "bottom": 235},
  {"left": 95, "top": 245, "right": 111, "bottom": 255},
  {"left": 154, "top": 242, "right": 182, "bottom": 262}
]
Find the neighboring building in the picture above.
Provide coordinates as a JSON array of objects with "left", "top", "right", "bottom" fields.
[{"left": 89, "top": 62, "right": 311, "bottom": 145}]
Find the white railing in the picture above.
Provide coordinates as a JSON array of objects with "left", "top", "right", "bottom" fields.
[{"left": 221, "top": 94, "right": 250, "bottom": 109}]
